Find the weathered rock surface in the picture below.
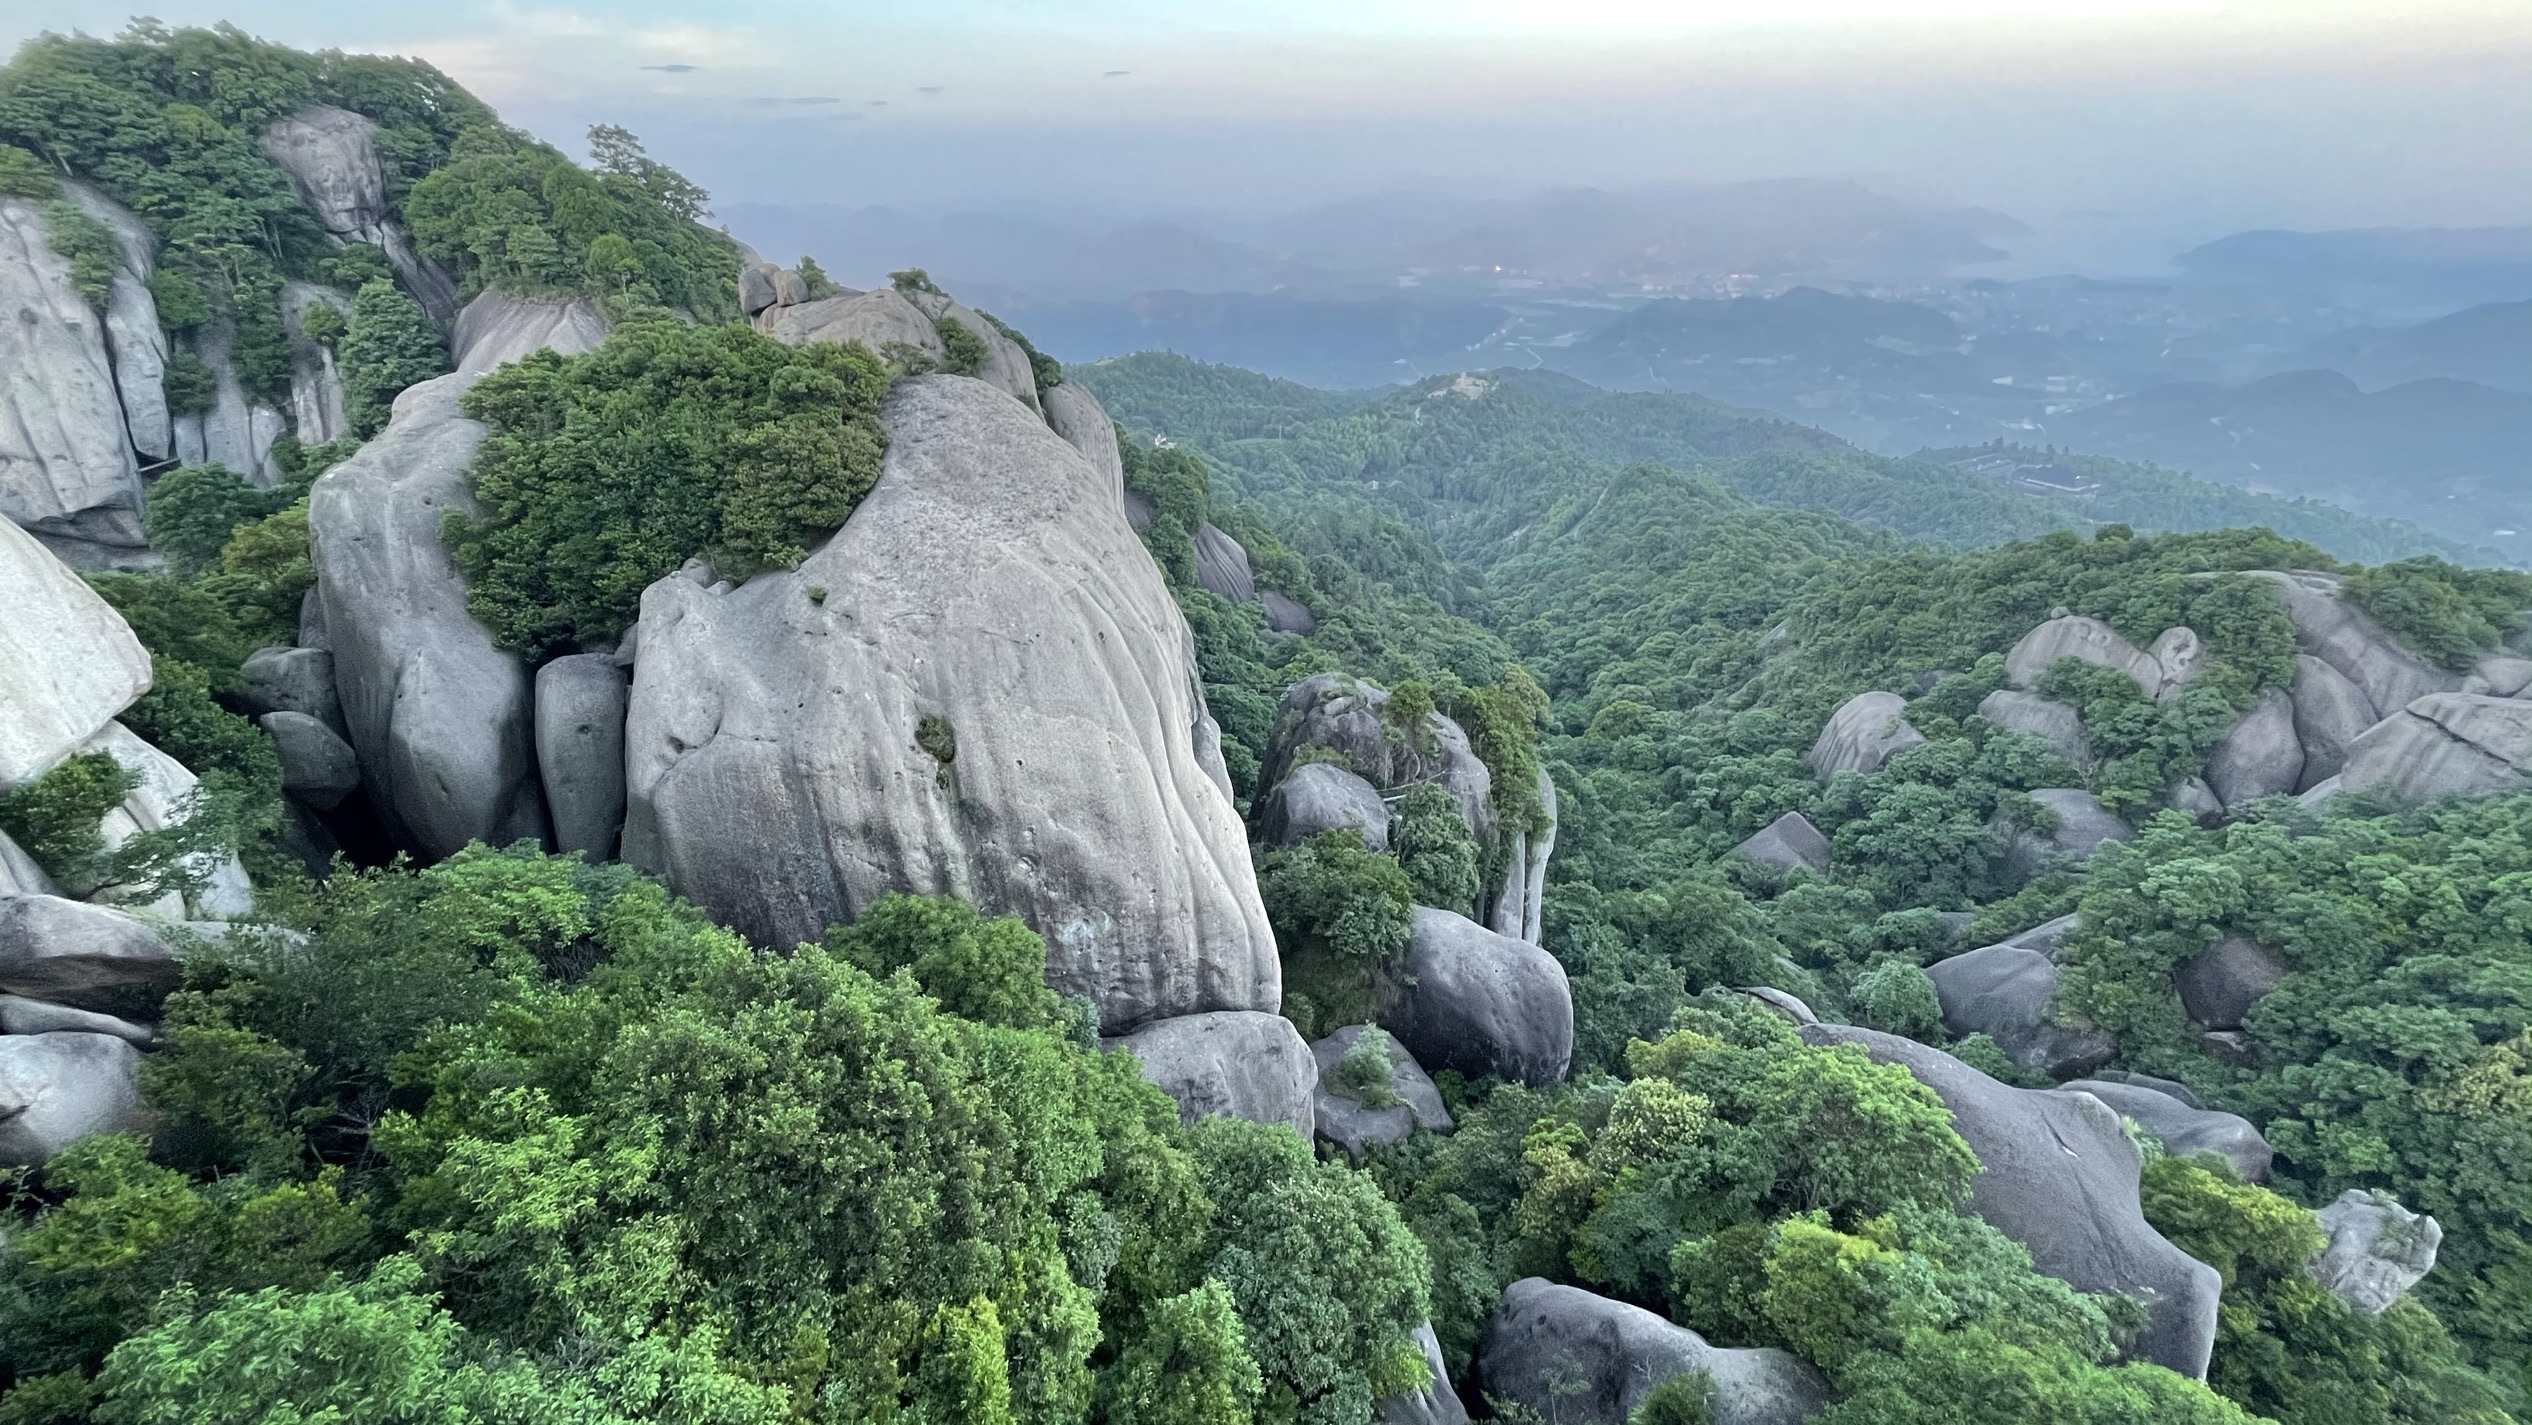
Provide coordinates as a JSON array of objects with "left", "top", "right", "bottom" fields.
[
  {"left": 262, "top": 711, "right": 361, "bottom": 811},
  {"left": 2064, "top": 1078, "right": 2273, "bottom": 1182},
  {"left": 1997, "top": 788, "right": 2133, "bottom": 882},
  {"left": 0, "top": 515, "right": 153, "bottom": 787},
  {"left": 2340, "top": 693, "right": 2532, "bottom": 804},
  {"left": 535, "top": 654, "right": 630, "bottom": 861},
  {"left": 2205, "top": 687, "right": 2304, "bottom": 808},
  {"left": 2473, "top": 656, "right": 2532, "bottom": 698},
  {"left": 0, "top": 831, "right": 57, "bottom": 897},
  {"left": 0, "top": 894, "right": 178, "bottom": 1020},
  {"left": 282, "top": 281, "right": 352, "bottom": 443},
  {"left": 0, "top": 1031, "right": 142, "bottom": 1166},
  {"left": 1311, "top": 1023, "right": 1452, "bottom": 1160},
  {"left": 1382, "top": 907, "right": 1572, "bottom": 1087},
  {"left": 310, "top": 373, "right": 551, "bottom": 859},
  {"left": 0, "top": 196, "right": 149, "bottom": 565},
  {"left": 450, "top": 290, "right": 608, "bottom": 372},
  {"left": 1808, "top": 690, "right": 1925, "bottom": 778},
  {"left": 1730, "top": 810, "right": 1831, "bottom": 873},
  {"left": 1193, "top": 522, "right": 1256, "bottom": 603},
  {"left": 261, "top": 105, "right": 456, "bottom": 324},
  {"left": 625, "top": 376, "right": 1276, "bottom": 1028},
  {"left": 763, "top": 288, "right": 943, "bottom": 359},
  {"left": 2171, "top": 776, "right": 2225, "bottom": 820},
  {"left": 1801, "top": 1023, "right": 2222, "bottom": 1378},
  {"left": 1926, "top": 943, "right": 2116, "bottom": 1079},
  {"left": 1260, "top": 674, "right": 1494, "bottom": 841},
  {"left": 1261, "top": 590, "right": 1318, "bottom": 635},
  {"left": 177, "top": 320, "right": 287, "bottom": 486},
  {"left": 1477, "top": 1278, "right": 1830, "bottom": 1425},
  {"left": 1738, "top": 984, "right": 1820, "bottom": 1025},
  {"left": 2172, "top": 936, "right": 2288, "bottom": 1031},
  {"left": 239, "top": 646, "right": 346, "bottom": 736},
  {"left": 1978, "top": 689, "right": 2092, "bottom": 767},
  {"left": 1997, "top": 912, "right": 2082, "bottom": 959},
  {"left": 901, "top": 288, "right": 1038, "bottom": 405},
  {"left": 1377, "top": 1322, "right": 1470, "bottom": 1425},
  {"left": 2007, "top": 613, "right": 2163, "bottom": 697},
  {"left": 61, "top": 181, "right": 170, "bottom": 464},
  {"left": 2252, "top": 571, "right": 2462, "bottom": 718},
  {"left": 2286, "top": 659, "right": 2376, "bottom": 790},
  {"left": 2148, "top": 626, "right": 2207, "bottom": 702},
  {"left": 1488, "top": 769, "right": 1559, "bottom": 946},
  {"left": 1107, "top": 1010, "right": 1314, "bottom": 1138},
  {"left": 2312, "top": 1190, "right": 2442, "bottom": 1315},
  {"left": 1260, "top": 762, "right": 1392, "bottom": 851},
  {"left": 1040, "top": 381, "right": 1124, "bottom": 510},
  {"left": 0, "top": 992, "right": 153, "bottom": 1044}
]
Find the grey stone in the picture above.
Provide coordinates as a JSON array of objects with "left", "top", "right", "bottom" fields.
[
  {"left": 2251, "top": 570, "right": 2462, "bottom": 718},
  {"left": 60, "top": 182, "right": 170, "bottom": 463},
  {"left": 2340, "top": 693, "right": 2532, "bottom": 804},
  {"left": 901, "top": 288, "right": 1040, "bottom": 405},
  {"left": 625, "top": 376, "right": 1276, "bottom": 1028},
  {"left": 0, "top": 894, "right": 178, "bottom": 1020},
  {"left": 2296, "top": 776, "right": 2344, "bottom": 813},
  {"left": 2007, "top": 614, "right": 2163, "bottom": 698},
  {"left": 1040, "top": 381, "right": 1124, "bottom": 510},
  {"left": 2170, "top": 776, "right": 2225, "bottom": 820},
  {"left": 2473, "top": 656, "right": 2532, "bottom": 698},
  {"left": 2172, "top": 936, "right": 2287, "bottom": 1031},
  {"left": 1260, "top": 762, "right": 1392, "bottom": 850},
  {"left": 1738, "top": 985, "right": 1820, "bottom": 1025},
  {"left": 1978, "top": 689, "right": 2092, "bottom": 767},
  {"left": 262, "top": 711, "right": 361, "bottom": 811},
  {"left": 1122, "top": 488, "right": 1155, "bottom": 530},
  {"left": 450, "top": 290, "right": 607, "bottom": 373},
  {"left": 2205, "top": 687, "right": 2304, "bottom": 808},
  {"left": 1808, "top": 690, "right": 1925, "bottom": 778},
  {"left": 764, "top": 288, "right": 944, "bottom": 360},
  {"left": 2064, "top": 1078, "right": 2273, "bottom": 1182},
  {"left": 0, "top": 1031, "right": 142, "bottom": 1166},
  {"left": 1489, "top": 769, "right": 1557, "bottom": 945},
  {"left": 2148, "top": 626, "right": 2207, "bottom": 703},
  {"left": 261, "top": 105, "right": 456, "bottom": 325},
  {"left": 72, "top": 722, "right": 254, "bottom": 920},
  {"left": 1106, "top": 1010, "right": 1314, "bottom": 1138},
  {"left": 2200, "top": 1029, "right": 2255, "bottom": 1065},
  {"left": 1998, "top": 789, "right": 2133, "bottom": 882},
  {"left": 2088, "top": 1068, "right": 2203, "bottom": 1107},
  {"left": 1261, "top": 590, "right": 1317, "bottom": 634},
  {"left": 1311, "top": 1023, "right": 1452, "bottom": 1159},
  {"left": 1997, "top": 912, "right": 2082, "bottom": 959},
  {"left": 185, "top": 317, "right": 287, "bottom": 487},
  {"left": 2311, "top": 1190, "right": 2442, "bottom": 1315},
  {"left": 310, "top": 373, "right": 551, "bottom": 859},
  {"left": 1802, "top": 1024, "right": 2222, "bottom": 1378},
  {"left": 239, "top": 646, "right": 346, "bottom": 736},
  {"left": 536, "top": 654, "right": 630, "bottom": 861},
  {"left": 1260, "top": 674, "right": 1494, "bottom": 843},
  {"left": 1193, "top": 522, "right": 1257, "bottom": 603},
  {"left": 0, "top": 830, "right": 58, "bottom": 897},
  {"left": 1377, "top": 1322, "right": 1469, "bottom": 1425},
  {"left": 1926, "top": 943, "right": 2116, "bottom": 1079},
  {"left": 739, "top": 263, "right": 781, "bottom": 316},
  {"left": 299, "top": 584, "right": 329, "bottom": 650},
  {"left": 0, "top": 514, "right": 153, "bottom": 787},
  {"left": 2291, "top": 655, "right": 2378, "bottom": 790},
  {"left": 282, "top": 281, "right": 353, "bottom": 444},
  {"left": 771, "top": 268, "right": 810, "bottom": 307},
  {"left": 0, "top": 196, "right": 149, "bottom": 564},
  {"left": 1476, "top": 1278, "right": 1829, "bottom": 1425},
  {"left": 1382, "top": 907, "right": 1573, "bottom": 1087},
  {"left": 1729, "top": 810, "right": 1830, "bottom": 873},
  {"left": 0, "top": 993, "right": 153, "bottom": 1045}
]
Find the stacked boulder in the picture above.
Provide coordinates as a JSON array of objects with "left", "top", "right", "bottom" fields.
[{"left": 1476, "top": 1278, "right": 1828, "bottom": 1425}]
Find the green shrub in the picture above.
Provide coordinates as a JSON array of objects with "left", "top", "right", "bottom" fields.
[
  {"left": 336, "top": 279, "right": 446, "bottom": 436},
  {"left": 143, "top": 463, "right": 290, "bottom": 576},
  {"left": 937, "top": 315, "right": 989, "bottom": 378},
  {"left": 1630, "top": 1371, "right": 1715, "bottom": 1425},
  {"left": 1260, "top": 829, "right": 1417, "bottom": 1036},
  {"left": 0, "top": 751, "right": 135, "bottom": 883},
  {"left": 158, "top": 352, "right": 216, "bottom": 415},
  {"left": 1849, "top": 958, "right": 1942, "bottom": 1039},
  {"left": 1329, "top": 1028, "right": 1403, "bottom": 1108},
  {"left": 0, "top": 141, "right": 57, "bottom": 197},
  {"left": 2343, "top": 557, "right": 2532, "bottom": 670},
  {"left": 796, "top": 254, "right": 840, "bottom": 300},
  {"left": 1394, "top": 782, "right": 1482, "bottom": 916},
  {"left": 39, "top": 197, "right": 117, "bottom": 309}
]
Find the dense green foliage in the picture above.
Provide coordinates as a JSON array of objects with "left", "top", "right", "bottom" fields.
[
  {"left": 336, "top": 276, "right": 445, "bottom": 435},
  {"left": 1259, "top": 829, "right": 1417, "bottom": 1039},
  {"left": 0, "top": 751, "right": 135, "bottom": 883},
  {"left": 2341, "top": 557, "right": 2532, "bottom": 670}
]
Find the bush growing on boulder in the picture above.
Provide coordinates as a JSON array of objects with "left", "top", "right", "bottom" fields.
[
  {"left": 2342, "top": 557, "right": 2532, "bottom": 671},
  {"left": 1258, "top": 829, "right": 1416, "bottom": 1037},
  {"left": 0, "top": 751, "right": 136, "bottom": 881},
  {"left": 336, "top": 278, "right": 446, "bottom": 436},
  {"left": 1393, "top": 782, "right": 1482, "bottom": 916}
]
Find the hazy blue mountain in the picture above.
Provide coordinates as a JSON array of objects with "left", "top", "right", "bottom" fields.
[{"left": 2292, "top": 299, "right": 2532, "bottom": 393}]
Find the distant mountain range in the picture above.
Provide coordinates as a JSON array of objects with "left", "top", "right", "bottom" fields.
[
  {"left": 2288, "top": 299, "right": 2532, "bottom": 393},
  {"left": 2173, "top": 227, "right": 2532, "bottom": 316}
]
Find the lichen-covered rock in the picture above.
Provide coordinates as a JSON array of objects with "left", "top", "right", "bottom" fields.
[
  {"left": 625, "top": 376, "right": 1275, "bottom": 1028},
  {"left": 0, "top": 1031, "right": 142, "bottom": 1167},
  {"left": 262, "top": 711, "right": 361, "bottom": 811},
  {"left": 2339, "top": 693, "right": 2532, "bottom": 804},
  {"left": 1260, "top": 762, "right": 1392, "bottom": 850},
  {"left": 1381, "top": 907, "right": 1572, "bottom": 1087},
  {"left": 2006, "top": 613, "right": 2163, "bottom": 697},
  {"left": 1477, "top": 1279, "right": 1830, "bottom": 1425},
  {"left": 1730, "top": 810, "right": 1830, "bottom": 873},
  {"left": 1800, "top": 1024, "right": 2221, "bottom": 1378},
  {"left": 2252, "top": 571, "right": 2462, "bottom": 719},
  {"left": 2204, "top": 687, "right": 2304, "bottom": 808},
  {"left": 2311, "top": 1190, "right": 2442, "bottom": 1315},
  {"left": 1978, "top": 689, "right": 2091, "bottom": 767},
  {"left": 239, "top": 646, "right": 345, "bottom": 736},
  {"left": 0, "top": 894, "right": 179, "bottom": 1020},
  {"left": 1926, "top": 943, "right": 2115, "bottom": 1079},
  {"left": 1808, "top": 690, "right": 1925, "bottom": 778},
  {"left": 310, "top": 373, "right": 551, "bottom": 859},
  {"left": 1260, "top": 674, "right": 1494, "bottom": 842},
  {"left": 450, "top": 290, "right": 609, "bottom": 372},
  {"left": 2171, "top": 935, "right": 2287, "bottom": 1031},
  {"left": 0, "top": 196, "right": 149, "bottom": 566},
  {"left": 1377, "top": 1323, "right": 1470, "bottom": 1425},
  {"left": 0, "top": 515, "right": 153, "bottom": 788},
  {"left": 1106, "top": 1010, "right": 1314, "bottom": 1138},
  {"left": 535, "top": 654, "right": 630, "bottom": 861},
  {"left": 1997, "top": 788, "right": 2133, "bottom": 882},
  {"left": 1311, "top": 1023, "right": 1452, "bottom": 1160},
  {"left": 1193, "top": 522, "right": 1257, "bottom": 603},
  {"left": 1040, "top": 381, "right": 1124, "bottom": 509},
  {"left": 2064, "top": 1077, "right": 2272, "bottom": 1182}
]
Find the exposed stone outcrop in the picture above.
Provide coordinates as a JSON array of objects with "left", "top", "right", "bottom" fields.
[
  {"left": 1808, "top": 690, "right": 1924, "bottom": 778},
  {"left": 1995, "top": 912, "right": 2081, "bottom": 958},
  {"left": 1377, "top": 1323, "right": 1470, "bottom": 1425},
  {"left": 239, "top": 646, "right": 346, "bottom": 736},
  {"left": 174, "top": 320, "right": 287, "bottom": 486},
  {"left": 75, "top": 721, "right": 253, "bottom": 918},
  {"left": 1730, "top": 810, "right": 1830, "bottom": 873},
  {"left": 0, "top": 894, "right": 180, "bottom": 1020},
  {"left": 61, "top": 181, "right": 170, "bottom": 465},
  {"left": 625, "top": 376, "right": 1276, "bottom": 1028},
  {"left": 2311, "top": 1190, "right": 2442, "bottom": 1316},
  {"left": 1259, "top": 762, "right": 1392, "bottom": 851},
  {"left": 0, "top": 515, "right": 153, "bottom": 788},
  {"left": 1311, "top": 1023, "right": 1452, "bottom": 1160},
  {"left": 1107, "top": 1010, "right": 1314, "bottom": 1138},
  {"left": 2066, "top": 1077, "right": 2271, "bottom": 1182},
  {"left": 2472, "top": 656, "right": 2532, "bottom": 698},
  {"left": 763, "top": 288, "right": 943, "bottom": 358},
  {"left": 2339, "top": 692, "right": 2532, "bottom": 804},
  {"left": 1381, "top": 907, "right": 1572, "bottom": 1087},
  {"left": 2147, "top": 626, "right": 2206, "bottom": 702},
  {"left": 2170, "top": 776, "right": 2225, "bottom": 820},
  {"left": 0, "top": 832, "right": 55, "bottom": 897},
  {"left": 2204, "top": 687, "right": 2303, "bottom": 808},
  {"left": 1040, "top": 381, "right": 1125, "bottom": 509},
  {"left": 0, "top": 1031, "right": 142, "bottom": 1167},
  {"left": 261, "top": 105, "right": 458, "bottom": 325},
  {"left": 1193, "top": 522, "right": 1256, "bottom": 603},
  {"left": 1978, "top": 689, "right": 2091, "bottom": 767},
  {"left": 2251, "top": 571, "right": 2461, "bottom": 718},
  {"left": 535, "top": 655, "right": 630, "bottom": 861},
  {"left": 1488, "top": 770, "right": 1558, "bottom": 945},
  {"left": 1262, "top": 590, "right": 1317, "bottom": 635},
  {"left": 310, "top": 372, "right": 551, "bottom": 859},
  {"left": 1477, "top": 1279, "right": 1829, "bottom": 1425},
  {"left": 0, "top": 195, "right": 150, "bottom": 566},
  {"left": 450, "top": 290, "right": 609, "bottom": 373},
  {"left": 0, "top": 992, "right": 153, "bottom": 1044},
  {"left": 2006, "top": 613, "right": 2164, "bottom": 698},
  {"left": 1260, "top": 675, "right": 1494, "bottom": 843},
  {"left": 900, "top": 288, "right": 1039, "bottom": 406},
  {"left": 282, "top": 281, "right": 353, "bottom": 443},
  {"left": 2172, "top": 936, "right": 2287, "bottom": 1031},
  {"left": 1926, "top": 943, "right": 2115, "bottom": 1079},
  {"left": 263, "top": 711, "right": 361, "bottom": 810},
  {"left": 1800, "top": 1023, "right": 2221, "bottom": 1378},
  {"left": 1996, "top": 788, "right": 2132, "bottom": 882}
]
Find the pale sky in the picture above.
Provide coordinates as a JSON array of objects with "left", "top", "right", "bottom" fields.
[{"left": 7, "top": 1, "right": 2530, "bottom": 267}]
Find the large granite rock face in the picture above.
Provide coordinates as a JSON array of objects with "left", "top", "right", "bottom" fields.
[
  {"left": 1978, "top": 689, "right": 2092, "bottom": 768},
  {"left": 61, "top": 182, "right": 170, "bottom": 464},
  {"left": 1381, "top": 907, "right": 1572, "bottom": 1087},
  {"left": 763, "top": 288, "right": 944, "bottom": 359},
  {"left": 1106, "top": 1011, "right": 1314, "bottom": 1138},
  {"left": 1729, "top": 810, "right": 1830, "bottom": 873},
  {"left": 1488, "top": 770, "right": 1558, "bottom": 946},
  {"left": 1193, "top": 522, "right": 1256, "bottom": 604},
  {"left": 178, "top": 320, "right": 287, "bottom": 486},
  {"left": 1477, "top": 1279, "right": 1829, "bottom": 1425},
  {"left": 76, "top": 722, "right": 253, "bottom": 918},
  {"left": 239, "top": 646, "right": 345, "bottom": 736},
  {"left": 1311, "top": 1023, "right": 1453, "bottom": 1160},
  {"left": 1040, "top": 381, "right": 1124, "bottom": 509},
  {"left": 2204, "top": 687, "right": 2304, "bottom": 808},
  {"left": 1377, "top": 1322, "right": 1470, "bottom": 1425},
  {"left": 1259, "top": 762, "right": 1393, "bottom": 851},
  {"left": 2007, "top": 613, "right": 2165, "bottom": 698},
  {"left": 261, "top": 104, "right": 457, "bottom": 324},
  {"left": 282, "top": 281, "right": 352, "bottom": 443},
  {"left": 1926, "top": 943, "right": 2116, "bottom": 1079},
  {"left": 1997, "top": 789, "right": 2133, "bottom": 882},
  {"left": 1801, "top": 1024, "right": 2222, "bottom": 1378},
  {"left": 1261, "top": 590, "right": 1317, "bottom": 635},
  {"left": 0, "top": 992, "right": 153, "bottom": 1043},
  {"left": 0, "top": 196, "right": 150, "bottom": 566},
  {"left": 309, "top": 373, "right": 551, "bottom": 859},
  {"left": 535, "top": 654, "right": 630, "bottom": 861},
  {"left": 0, "top": 515, "right": 153, "bottom": 787},
  {"left": 901, "top": 288, "right": 1039, "bottom": 405},
  {"left": 625, "top": 376, "right": 1276, "bottom": 1028},
  {"left": 1260, "top": 675, "right": 1494, "bottom": 842},
  {"left": 1808, "top": 691, "right": 1925, "bottom": 778},
  {"left": 2064, "top": 1077, "right": 2273, "bottom": 1183},
  {"left": 2312, "top": 1190, "right": 2442, "bottom": 1315},
  {"left": 2472, "top": 656, "right": 2532, "bottom": 697},
  {"left": 0, "top": 1031, "right": 142, "bottom": 1167},
  {"left": 2172, "top": 936, "right": 2287, "bottom": 1031},
  {"left": 0, "top": 894, "right": 179, "bottom": 1020},
  {"left": 0, "top": 831, "right": 56, "bottom": 897},
  {"left": 262, "top": 711, "right": 361, "bottom": 810},
  {"left": 450, "top": 290, "right": 609, "bottom": 372},
  {"left": 2252, "top": 571, "right": 2462, "bottom": 720},
  {"left": 2341, "top": 693, "right": 2532, "bottom": 804}
]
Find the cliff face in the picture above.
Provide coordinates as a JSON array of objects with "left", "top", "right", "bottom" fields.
[{"left": 0, "top": 197, "right": 150, "bottom": 569}]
